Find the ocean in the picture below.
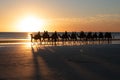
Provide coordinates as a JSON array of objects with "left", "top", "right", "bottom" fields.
[
  {"left": 0, "top": 32, "right": 120, "bottom": 44},
  {"left": 0, "top": 32, "right": 31, "bottom": 43}
]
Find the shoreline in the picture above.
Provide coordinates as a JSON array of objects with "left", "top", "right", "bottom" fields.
[
  {"left": 0, "top": 39, "right": 30, "bottom": 43},
  {"left": 0, "top": 39, "right": 120, "bottom": 45}
]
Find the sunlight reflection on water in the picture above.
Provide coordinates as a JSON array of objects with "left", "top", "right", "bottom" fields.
[{"left": 0, "top": 40, "right": 120, "bottom": 49}]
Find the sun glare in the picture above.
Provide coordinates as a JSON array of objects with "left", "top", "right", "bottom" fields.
[{"left": 17, "top": 16, "right": 45, "bottom": 32}]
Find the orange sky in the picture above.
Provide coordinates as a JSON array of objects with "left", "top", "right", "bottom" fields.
[{"left": 0, "top": 0, "right": 120, "bottom": 32}]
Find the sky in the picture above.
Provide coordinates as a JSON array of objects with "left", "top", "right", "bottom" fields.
[{"left": 0, "top": 0, "right": 120, "bottom": 32}]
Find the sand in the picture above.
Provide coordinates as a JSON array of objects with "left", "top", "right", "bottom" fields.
[{"left": 0, "top": 43, "right": 120, "bottom": 80}]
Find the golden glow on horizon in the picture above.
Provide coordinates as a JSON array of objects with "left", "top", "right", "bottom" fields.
[{"left": 17, "top": 15, "right": 45, "bottom": 32}]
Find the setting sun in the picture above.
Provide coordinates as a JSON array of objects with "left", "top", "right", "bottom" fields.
[{"left": 17, "top": 15, "right": 45, "bottom": 32}]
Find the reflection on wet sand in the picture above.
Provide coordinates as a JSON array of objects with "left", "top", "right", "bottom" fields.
[
  {"left": 31, "top": 40, "right": 112, "bottom": 46},
  {"left": 30, "top": 45, "right": 83, "bottom": 80},
  {"left": 30, "top": 43, "right": 120, "bottom": 80},
  {"left": 0, "top": 42, "right": 120, "bottom": 80},
  {"left": 31, "top": 45, "right": 55, "bottom": 80}
]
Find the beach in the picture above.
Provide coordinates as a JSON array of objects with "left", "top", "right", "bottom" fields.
[
  {"left": 0, "top": 42, "right": 120, "bottom": 80},
  {"left": 1, "top": 0, "right": 120, "bottom": 79}
]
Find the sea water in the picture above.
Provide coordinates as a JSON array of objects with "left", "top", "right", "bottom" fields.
[
  {"left": 0, "top": 32, "right": 32, "bottom": 44},
  {"left": 0, "top": 32, "right": 120, "bottom": 44}
]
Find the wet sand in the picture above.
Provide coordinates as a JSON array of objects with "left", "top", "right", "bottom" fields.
[{"left": 0, "top": 43, "right": 120, "bottom": 80}]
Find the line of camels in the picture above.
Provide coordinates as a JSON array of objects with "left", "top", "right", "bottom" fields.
[{"left": 30, "top": 31, "right": 112, "bottom": 45}]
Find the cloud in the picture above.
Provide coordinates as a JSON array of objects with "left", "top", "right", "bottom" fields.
[{"left": 46, "top": 14, "right": 120, "bottom": 32}]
